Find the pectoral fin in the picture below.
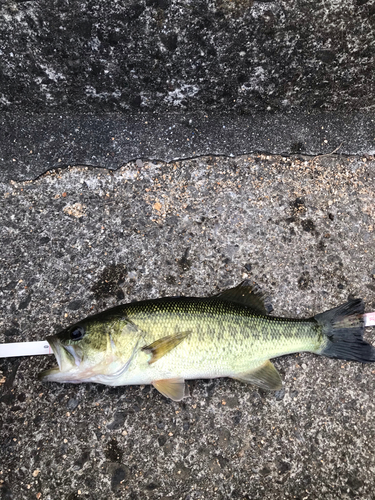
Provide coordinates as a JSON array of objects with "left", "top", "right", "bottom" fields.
[
  {"left": 232, "top": 360, "right": 282, "bottom": 390},
  {"left": 153, "top": 378, "right": 186, "bottom": 401},
  {"left": 141, "top": 331, "right": 190, "bottom": 364}
]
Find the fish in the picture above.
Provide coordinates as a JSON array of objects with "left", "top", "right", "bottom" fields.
[{"left": 39, "top": 281, "right": 375, "bottom": 401}]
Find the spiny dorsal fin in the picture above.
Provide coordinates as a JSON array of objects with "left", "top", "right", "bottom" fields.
[
  {"left": 215, "top": 280, "right": 271, "bottom": 315},
  {"left": 153, "top": 378, "right": 186, "bottom": 401},
  {"left": 141, "top": 331, "right": 191, "bottom": 364},
  {"left": 232, "top": 360, "right": 282, "bottom": 390}
]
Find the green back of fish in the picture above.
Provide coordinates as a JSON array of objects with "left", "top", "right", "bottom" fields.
[{"left": 109, "top": 296, "right": 322, "bottom": 379}]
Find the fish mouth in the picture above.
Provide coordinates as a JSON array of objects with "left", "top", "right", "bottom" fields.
[
  {"left": 46, "top": 336, "right": 63, "bottom": 368},
  {"left": 38, "top": 336, "right": 77, "bottom": 382}
]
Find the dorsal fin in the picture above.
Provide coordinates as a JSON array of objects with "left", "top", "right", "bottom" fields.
[{"left": 215, "top": 280, "right": 271, "bottom": 315}]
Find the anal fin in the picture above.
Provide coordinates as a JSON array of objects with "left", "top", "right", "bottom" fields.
[
  {"left": 153, "top": 378, "right": 186, "bottom": 401},
  {"left": 232, "top": 360, "right": 282, "bottom": 390}
]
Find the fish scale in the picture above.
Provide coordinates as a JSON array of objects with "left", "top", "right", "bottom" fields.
[{"left": 123, "top": 297, "right": 320, "bottom": 379}]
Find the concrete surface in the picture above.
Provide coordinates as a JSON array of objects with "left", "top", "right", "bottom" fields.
[
  {"left": 1, "top": 154, "right": 375, "bottom": 499},
  {"left": 1, "top": 0, "right": 375, "bottom": 182},
  {"left": 1, "top": 112, "right": 375, "bottom": 182},
  {"left": 1, "top": 0, "right": 374, "bottom": 114}
]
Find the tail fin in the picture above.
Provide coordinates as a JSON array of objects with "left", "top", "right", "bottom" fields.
[{"left": 315, "top": 299, "right": 375, "bottom": 363}]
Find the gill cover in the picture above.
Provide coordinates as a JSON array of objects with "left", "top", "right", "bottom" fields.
[{"left": 39, "top": 316, "right": 142, "bottom": 384}]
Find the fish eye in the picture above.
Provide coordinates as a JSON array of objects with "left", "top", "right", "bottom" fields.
[{"left": 70, "top": 326, "right": 85, "bottom": 341}]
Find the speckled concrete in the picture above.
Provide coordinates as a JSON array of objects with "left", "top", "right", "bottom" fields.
[
  {"left": 1, "top": 0, "right": 374, "bottom": 114},
  {"left": 1, "top": 154, "right": 375, "bottom": 499}
]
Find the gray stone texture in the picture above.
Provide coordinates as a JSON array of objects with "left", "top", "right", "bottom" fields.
[
  {"left": 1, "top": 0, "right": 375, "bottom": 181},
  {"left": 1, "top": 112, "right": 375, "bottom": 182},
  {"left": 1, "top": 0, "right": 374, "bottom": 114},
  {"left": 1, "top": 154, "right": 375, "bottom": 499}
]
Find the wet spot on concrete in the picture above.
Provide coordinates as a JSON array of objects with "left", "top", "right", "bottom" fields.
[
  {"left": 285, "top": 217, "right": 296, "bottom": 224},
  {"left": 160, "top": 33, "right": 178, "bottom": 52},
  {"left": 107, "top": 411, "right": 127, "bottom": 430},
  {"left": 73, "top": 450, "right": 90, "bottom": 470},
  {"left": 260, "top": 466, "right": 272, "bottom": 476},
  {"left": 290, "top": 141, "right": 304, "bottom": 154},
  {"left": 66, "top": 493, "right": 80, "bottom": 500},
  {"left": 177, "top": 249, "right": 191, "bottom": 272},
  {"left": 145, "top": 482, "right": 159, "bottom": 491},
  {"left": 18, "top": 294, "right": 32, "bottom": 310},
  {"left": 17, "top": 393, "right": 26, "bottom": 403},
  {"left": 0, "top": 393, "right": 15, "bottom": 405},
  {"left": 218, "top": 428, "right": 231, "bottom": 448},
  {"left": 318, "top": 239, "right": 326, "bottom": 251},
  {"left": 174, "top": 462, "right": 190, "bottom": 480},
  {"left": 232, "top": 410, "right": 242, "bottom": 425},
  {"left": 158, "top": 435, "right": 168, "bottom": 446},
  {"left": 298, "top": 272, "right": 311, "bottom": 289},
  {"left": 105, "top": 438, "right": 123, "bottom": 462},
  {"left": 111, "top": 466, "right": 130, "bottom": 491},
  {"left": 275, "top": 388, "right": 285, "bottom": 401},
  {"left": 347, "top": 474, "right": 363, "bottom": 491},
  {"left": 3, "top": 327, "right": 20, "bottom": 338},
  {"left": 0, "top": 483, "right": 13, "bottom": 500},
  {"left": 66, "top": 398, "right": 80, "bottom": 411},
  {"left": 277, "top": 460, "right": 291, "bottom": 475},
  {"left": 39, "top": 236, "right": 50, "bottom": 245},
  {"left": 301, "top": 219, "right": 315, "bottom": 233},
  {"left": 165, "top": 275, "right": 176, "bottom": 284},
  {"left": 91, "top": 264, "right": 127, "bottom": 300},
  {"left": 68, "top": 300, "right": 84, "bottom": 311},
  {"left": 146, "top": 0, "right": 170, "bottom": 10},
  {"left": 291, "top": 197, "right": 306, "bottom": 215}
]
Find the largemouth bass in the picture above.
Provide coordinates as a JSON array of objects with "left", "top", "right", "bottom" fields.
[{"left": 39, "top": 282, "right": 375, "bottom": 400}]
